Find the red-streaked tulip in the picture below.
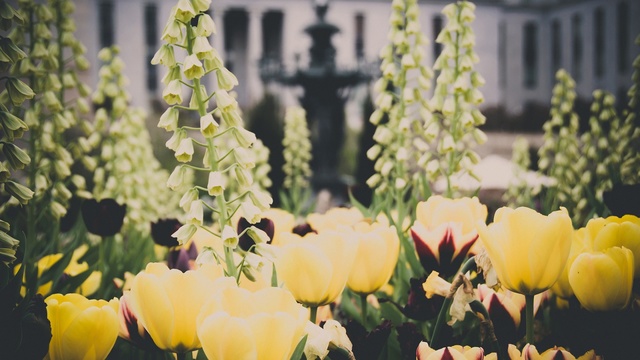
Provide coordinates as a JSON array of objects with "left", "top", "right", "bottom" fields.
[
  {"left": 510, "top": 343, "right": 597, "bottom": 360},
  {"left": 411, "top": 196, "right": 487, "bottom": 277},
  {"left": 416, "top": 341, "right": 496, "bottom": 360},
  {"left": 45, "top": 293, "right": 119, "bottom": 360},
  {"left": 118, "top": 292, "right": 158, "bottom": 351},
  {"left": 126, "top": 262, "right": 224, "bottom": 352},
  {"left": 477, "top": 207, "right": 573, "bottom": 295}
]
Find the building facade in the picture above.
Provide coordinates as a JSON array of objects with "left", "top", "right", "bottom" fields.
[{"left": 73, "top": 0, "right": 640, "bottom": 116}]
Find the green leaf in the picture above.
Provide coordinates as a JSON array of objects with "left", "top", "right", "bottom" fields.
[
  {"left": 55, "top": 266, "right": 96, "bottom": 294},
  {"left": 289, "top": 334, "right": 308, "bottom": 360},
  {"left": 271, "top": 262, "right": 278, "bottom": 287},
  {"left": 38, "top": 250, "right": 74, "bottom": 288},
  {"left": 348, "top": 189, "right": 369, "bottom": 217}
]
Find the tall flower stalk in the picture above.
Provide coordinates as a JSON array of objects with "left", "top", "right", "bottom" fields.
[
  {"left": 281, "top": 106, "right": 312, "bottom": 219},
  {"left": 153, "top": 0, "right": 271, "bottom": 279},
  {"left": 0, "top": 2, "right": 33, "bottom": 268},
  {"left": 92, "top": 46, "right": 182, "bottom": 235},
  {"left": 429, "top": 0, "right": 486, "bottom": 198},
  {"left": 367, "top": 0, "right": 435, "bottom": 281},
  {"left": 537, "top": 70, "right": 582, "bottom": 219}
]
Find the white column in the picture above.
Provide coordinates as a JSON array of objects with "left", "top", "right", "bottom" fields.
[
  {"left": 247, "top": 7, "right": 264, "bottom": 106},
  {"left": 212, "top": 7, "right": 225, "bottom": 61}
]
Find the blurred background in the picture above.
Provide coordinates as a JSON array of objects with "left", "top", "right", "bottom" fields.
[{"left": 71, "top": 0, "right": 640, "bottom": 199}]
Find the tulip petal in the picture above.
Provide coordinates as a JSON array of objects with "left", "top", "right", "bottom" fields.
[
  {"left": 348, "top": 230, "right": 398, "bottom": 294},
  {"left": 198, "top": 312, "right": 257, "bottom": 360},
  {"left": 250, "top": 312, "right": 302, "bottom": 360},
  {"left": 278, "top": 243, "right": 333, "bottom": 306},
  {"left": 130, "top": 272, "right": 175, "bottom": 350}
]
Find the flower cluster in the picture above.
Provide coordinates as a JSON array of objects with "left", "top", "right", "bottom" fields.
[
  {"left": 0, "top": 1, "right": 32, "bottom": 266},
  {"left": 428, "top": 0, "right": 486, "bottom": 196},
  {"left": 153, "top": 0, "right": 271, "bottom": 278},
  {"left": 91, "top": 46, "right": 183, "bottom": 235},
  {"left": 10, "top": 0, "right": 93, "bottom": 220},
  {"left": 281, "top": 106, "right": 312, "bottom": 218},
  {"left": 367, "top": 0, "right": 434, "bottom": 195}
]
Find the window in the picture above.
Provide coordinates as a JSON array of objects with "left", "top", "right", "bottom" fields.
[
  {"left": 144, "top": 4, "right": 158, "bottom": 91},
  {"left": 571, "top": 14, "right": 583, "bottom": 82},
  {"left": 355, "top": 13, "right": 364, "bottom": 60},
  {"left": 262, "top": 11, "right": 284, "bottom": 62},
  {"left": 594, "top": 7, "right": 605, "bottom": 77},
  {"left": 523, "top": 21, "right": 538, "bottom": 88},
  {"left": 617, "top": 2, "right": 629, "bottom": 74},
  {"left": 99, "top": 1, "right": 114, "bottom": 48},
  {"left": 551, "top": 19, "right": 562, "bottom": 80},
  {"left": 433, "top": 15, "right": 443, "bottom": 61}
]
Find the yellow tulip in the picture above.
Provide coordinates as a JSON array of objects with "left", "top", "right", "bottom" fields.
[
  {"left": 550, "top": 228, "right": 591, "bottom": 299},
  {"left": 196, "top": 284, "right": 307, "bottom": 360},
  {"left": 588, "top": 215, "right": 640, "bottom": 277},
  {"left": 261, "top": 208, "right": 296, "bottom": 245},
  {"left": 416, "top": 341, "right": 496, "bottom": 360},
  {"left": 45, "top": 293, "right": 119, "bottom": 360},
  {"left": 568, "top": 247, "right": 634, "bottom": 311},
  {"left": 277, "top": 231, "right": 357, "bottom": 307},
  {"left": 346, "top": 221, "right": 399, "bottom": 295},
  {"left": 306, "top": 207, "right": 364, "bottom": 232},
  {"left": 126, "top": 262, "right": 224, "bottom": 352},
  {"left": 477, "top": 207, "right": 573, "bottom": 295},
  {"left": 411, "top": 196, "right": 487, "bottom": 277}
]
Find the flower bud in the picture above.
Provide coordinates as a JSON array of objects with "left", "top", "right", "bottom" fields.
[
  {"left": 207, "top": 171, "right": 225, "bottom": 196},
  {"left": 234, "top": 167, "right": 253, "bottom": 188},
  {"left": 174, "top": 138, "right": 194, "bottom": 163},
  {"left": 158, "top": 107, "right": 179, "bottom": 131},
  {"left": 221, "top": 225, "right": 239, "bottom": 248},
  {"left": 232, "top": 127, "right": 256, "bottom": 148},
  {"left": 5, "top": 180, "right": 34, "bottom": 204},
  {"left": 195, "top": 13, "right": 216, "bottom": 37},
  {"left": 167, "top": 166, "right": 187, "bottom": 190},
  {"left": 172, "top": 223, "right": 197, "bottom": 245},
  {"left": 187, "top": 200, "right": 204, "bottom": 226},
  {"left": 199, "top": 113, "right": 219, "bottom": 138},
  {"left": 151, "top": 44, "right": 176, "bottom": 67}
]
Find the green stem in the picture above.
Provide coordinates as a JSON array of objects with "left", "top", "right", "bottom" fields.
[
  {"left": 525, "top": 294, "right": 534, "bottom": 345},
  {"left": 430, "top": 256, "right": 476, "bottom": 348},
  {"left": 360, "top": 294, "right": 368, "bottom": 329},
  {"left": 309, "top": 306, "right": 318, "bottom": 324},
  {"left": 176, "top": 352, "right": 186, "bottom": 360},
  {"left": 186, "top": 25, "right": 237, "bottom": 279}
]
